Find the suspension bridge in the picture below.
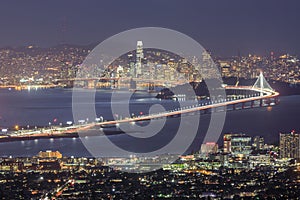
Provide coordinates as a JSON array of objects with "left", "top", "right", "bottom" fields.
[
  {"left": 96, "top": 71, "right": 279, "bottom": 126},
  {"left": 6, "top": 72, "right": 279, "bottom": 140}
]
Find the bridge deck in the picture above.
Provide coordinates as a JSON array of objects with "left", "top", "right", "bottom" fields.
[{"left": 96, "top": 86, "right": 279, "bottom": 126}]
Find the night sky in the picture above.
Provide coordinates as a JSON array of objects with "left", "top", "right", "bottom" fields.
[{"left": 1, "top": 0, "right": 300, "bottom": 56}]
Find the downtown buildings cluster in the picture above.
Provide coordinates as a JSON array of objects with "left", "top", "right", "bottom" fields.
[{"left": 0, "top": 44, "right": 299, "bottom": 87}]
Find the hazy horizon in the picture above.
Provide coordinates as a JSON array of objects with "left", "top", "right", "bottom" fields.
[{"left": 1, "top": 0, "right": 300, "bottom": 56}]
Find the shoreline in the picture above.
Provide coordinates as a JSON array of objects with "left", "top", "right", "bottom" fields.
[
  {"left": 0, "top": 132, "right": 79, "bottom": 143},
  {"left": 0, "top": 130, "right": 128, "bottom": 143}
]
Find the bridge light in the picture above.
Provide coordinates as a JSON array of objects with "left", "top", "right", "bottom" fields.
[{"left": 95, "top": 118, "right": 101, "bottom": 122}]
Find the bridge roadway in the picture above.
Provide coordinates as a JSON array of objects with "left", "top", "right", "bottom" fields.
[
  {"left": 96, "top": 86, "right": 279, "bottom": 126},
  {"left": 5, "top": 86, "right": 279, "bottom": 139}
]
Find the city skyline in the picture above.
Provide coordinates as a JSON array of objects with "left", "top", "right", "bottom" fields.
[
  {"left": 0, "top": 1, "right": 299, "bottom": 199},
  {"left": 1, "top": 1, "right": 300, "bottom": 56}
]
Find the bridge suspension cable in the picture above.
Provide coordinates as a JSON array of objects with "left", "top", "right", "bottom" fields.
[{"left": 252, "top": 71, "right": 274, "bottom": 96}]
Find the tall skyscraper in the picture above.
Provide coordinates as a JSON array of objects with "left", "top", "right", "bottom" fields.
[
  {"left": 280, "top": 131, "right": 300, "bottom": 160},
  {"left": 135, "top": 41, "right": 143, "bottom": 77},
  {"left": 128, "top": 53, "right": 136, "bottom": 79}
]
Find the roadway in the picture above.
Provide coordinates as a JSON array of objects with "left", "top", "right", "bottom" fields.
[
  {"left": 3, "top": 86, "right": 279, "bottom": 140},
  {"left": 95, "top": 86, "right": 279, "bottom": 126}
]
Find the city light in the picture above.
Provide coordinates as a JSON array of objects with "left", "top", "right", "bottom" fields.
[{"left": 0, "top": 1, "right": 299, "bottom": 199}]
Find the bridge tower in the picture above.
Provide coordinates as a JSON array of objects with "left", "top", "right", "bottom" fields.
[
  {"left": 252, "top": 71, "right": 274, "bottom": 96},
  {"left": 258, "top": 71, "right": 264, "bottom": 96}
]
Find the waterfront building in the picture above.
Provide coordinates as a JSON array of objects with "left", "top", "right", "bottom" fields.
[{"left": 38, "top": 150, "right": 62, "bottom": 159}]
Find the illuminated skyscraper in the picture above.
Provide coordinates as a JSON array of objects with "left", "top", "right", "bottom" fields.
[
  {"left": 135, "top": 41, "right": 143, "bottom": 77},
  {"left": 128, "top": 53, "right": 135, "bottom": 78},
  {"left": 280, "top": 131, "right": 300, "bottom": 160}
]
